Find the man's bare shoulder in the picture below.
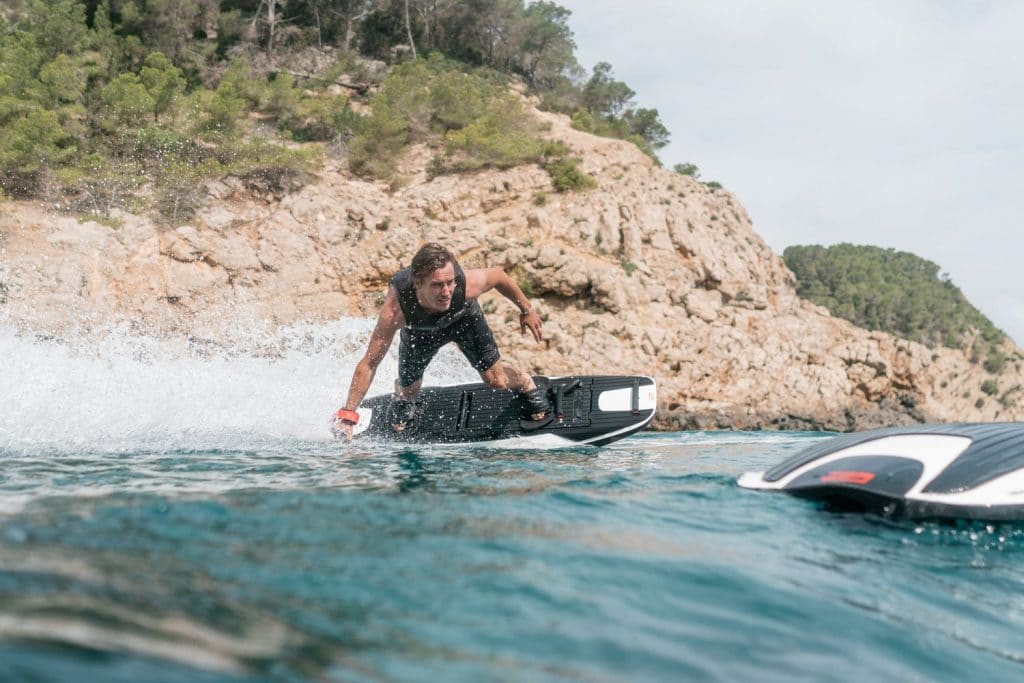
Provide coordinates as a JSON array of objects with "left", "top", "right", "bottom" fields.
[{"left": 464, "top": 267, "right": 503, "bottom": 298}]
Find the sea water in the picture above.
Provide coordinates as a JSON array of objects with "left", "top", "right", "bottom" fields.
[{"left": 1, "top": 323, "right": 1023, "bottom": 682}]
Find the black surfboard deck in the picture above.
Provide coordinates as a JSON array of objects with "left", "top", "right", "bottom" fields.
[{"left": 353, "top": 375, "right": 656, "bottom": 447}]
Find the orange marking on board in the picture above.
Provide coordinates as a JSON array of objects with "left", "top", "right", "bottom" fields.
[{"left": 820, "top": 470, "right": 875, "bottom": 485}]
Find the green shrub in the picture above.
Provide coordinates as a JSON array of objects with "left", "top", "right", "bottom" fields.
[
  {"left": 125, "top": 125, "right": 205, "bottom": 163},
  {"left": 144, "top": 136, "right": 315, "bottom": 223},
  {"left": 53, "top": 152, "right": 143, "bottom": 215},
  {"left": 367, "top": 59, "right": 433, "bottom": 139},
  {"left": 983, "top": 350, "right": 1007, "bottom": 374},
  {"left": 349, "top": 56, "right": 549, "bottom": 180},
  {"left": 217, "top": 59, "right": 264, "bottom": 109},
  {"left": 571, "top": 108, "right": 628, "bottom": 140},
  {"left": 139, "top": 52, "right": 184, "bottom": 122},
  {"left": 429, "top": 69, "right": 492, "bottom": 131},
  {"left": 260, "top": 73, "right": 302, "bottom": 118},
  {"left": 199, "top": 79, "right": 247, "bottom": 138},
  {"left": 540, "top": 140, "right": 570, "bottom": 157},
  {"left": 232, "top": 139, "right": 315, "bottom": 185},
  {"left": 348, "top": 105, "right": 408, "bottom": 178},
  {"left": 257, "top": 73, "right": 359, "bottom": 142},
  {"left": 545, "top": 157, "right": 595, "bottom": 192},
  {"left": 569, "top": 108, "right": 596, "bottom": 133},
  {"left": 39, "top": 53, "right": 86, "bottom": 106},
  {"left": 444, "top": 97, "right": 544, "bottom": 172},
  {"left": 100, "top": 72, "right": 154, "bottom": 128},
  {"left": 674, "top": 162, "right": 700, "bottom": 178},
  {"left": 152, "top": 157, "right": 219, "bottom": 223},
  {"left": 286, "top": 94, "right": 356, "bottom": 141},
  {"left": 981, "top": 379, "right": 999, "bottom": 396},
  {"left": 97, "top": 53, "right": 185, "bottom": 127},
  {"left": 0, "top": 108, "right": 76, "bottom": 172},
  {"left": 426, "top": 155, "right": 445, "bottom": 180}
]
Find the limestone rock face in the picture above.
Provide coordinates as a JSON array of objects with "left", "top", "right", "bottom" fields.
[{"left": 2, "top": 105, "right": 1022, "bottom": 430}]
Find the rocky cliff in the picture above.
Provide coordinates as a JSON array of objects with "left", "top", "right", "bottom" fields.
[{"left": 2, "top": 105, "right": 1022, "bottom": 430}]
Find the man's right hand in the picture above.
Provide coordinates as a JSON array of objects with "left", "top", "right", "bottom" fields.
[
  {"left": 331, "top": 417, "right": 355, "bottom": 441},
  {"left": 332, "top": 407, "right": 361, "bottom": 441}
]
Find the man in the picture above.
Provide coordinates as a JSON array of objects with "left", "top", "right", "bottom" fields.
[{"left": 332, "top": 242, "right": 549, "bottom": 440}]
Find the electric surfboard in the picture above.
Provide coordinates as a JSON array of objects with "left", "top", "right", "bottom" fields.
[
  {"left": 738, "top": 422, "right": 1024, "bottom": 521},
  {"left": 353, "top": 375, "right": 657, "bottom": 447}
]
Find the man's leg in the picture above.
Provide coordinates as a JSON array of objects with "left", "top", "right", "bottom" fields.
[
  {"left": 479, "top": 361, "right": 534, "bottom": 392},
  {"left": 479, "top": 361, "right": 546, "bottom": 420},
  {"left": 393, "top": 330, "right": 440, "bottom": 429},
  {"left": 394, "top": 378, "right": 422, "bottom": 400},
  {"left": 454, "top": 305, "right": 548, "bottom": 421},
  {"left": 389, "top": 378, "right": 422, "bottom": 432}
]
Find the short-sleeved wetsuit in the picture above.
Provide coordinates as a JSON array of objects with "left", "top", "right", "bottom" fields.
[{"left": 390, "top": 262, "right": 500, "bottom": 388}]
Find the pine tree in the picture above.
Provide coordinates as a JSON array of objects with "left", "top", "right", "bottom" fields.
[{"left": 139, "top": 51, "right": 185, "bottom": 121}]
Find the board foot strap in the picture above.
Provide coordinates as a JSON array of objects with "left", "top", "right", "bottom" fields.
[{"left": 519, "top": 414, "right": 555, "bottom": 431}]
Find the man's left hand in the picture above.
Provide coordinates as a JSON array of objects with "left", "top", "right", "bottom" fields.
[{"left": 520, "top": 310, "right": 543, "bottom": 343}]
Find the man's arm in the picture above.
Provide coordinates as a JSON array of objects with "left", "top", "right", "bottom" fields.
[
  {"left": 465, "top": 267, "right": 543, "bottom": 343},
  {"left": 333, "top": 286, "right": 404, "bottom": 439}
]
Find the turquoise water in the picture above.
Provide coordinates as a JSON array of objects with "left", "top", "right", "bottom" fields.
[{"left": 3, "top": 328, "right": 1024, "bottom": 681}]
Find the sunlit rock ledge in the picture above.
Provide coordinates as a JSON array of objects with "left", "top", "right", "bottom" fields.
[{"left": 2, "top": 104, "right": 1022, "bottom": 431}]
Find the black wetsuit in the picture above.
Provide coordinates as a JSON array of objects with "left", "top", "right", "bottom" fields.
[{"left": 390, "top": 263, "right": 500, "bottom": 388}]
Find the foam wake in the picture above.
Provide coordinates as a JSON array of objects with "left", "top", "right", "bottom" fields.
[{"left": 0, "top": 320, "right": 479, "bottom": 453}]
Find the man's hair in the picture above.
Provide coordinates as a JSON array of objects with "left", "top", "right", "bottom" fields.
[{"left": 410, "top": 242, "right": 456, "bottom": 283}]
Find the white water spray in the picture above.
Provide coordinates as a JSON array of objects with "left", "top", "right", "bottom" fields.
[{"left": 0, "top": 320, "right": 480, "bottom": 453}]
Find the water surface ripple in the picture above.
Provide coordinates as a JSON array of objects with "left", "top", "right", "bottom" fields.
[
  {"left": 3, "top": 432, "right": 1024, "bottom": 682},
  {"left": 2, "top": 327, "right": 1023, "bottom": 681}
]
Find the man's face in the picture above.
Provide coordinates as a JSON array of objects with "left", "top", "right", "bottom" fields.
[{"left": 414, "top": 262, "right": 456, "bottom": 312}]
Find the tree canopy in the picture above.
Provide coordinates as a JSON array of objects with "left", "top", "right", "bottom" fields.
[
  {"left": 783, "top": 243, "right": 1005, "bottom": 355},
  {"left": 569, "top": 61, "right": 670, "bottom": 159},
  {"left": 0, "top": 0, "right": 672, "bottom": 218}
]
